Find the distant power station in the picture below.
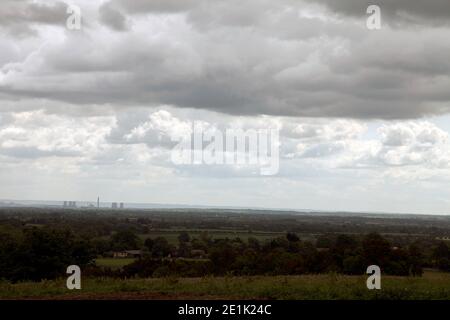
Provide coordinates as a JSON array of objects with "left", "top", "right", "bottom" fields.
[
  {"left": 62, "top": 198, "right": 124, "bottom": 209},
  {"left": 111, "top": 202, "right": 124, "bottom": 209},
  {"left": 63, "top": 201, "right": 77, "bottom": 208}
]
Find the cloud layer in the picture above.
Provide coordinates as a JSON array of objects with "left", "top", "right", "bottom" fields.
[
  {"left": 1, "top": 0, "right": 450, "bottom": 119},
  {"left": 307, "top": 0, "right": 450, "bottom": 26},
  {"left": 1, "top": 1, "right": 450, "bottom": 213}
]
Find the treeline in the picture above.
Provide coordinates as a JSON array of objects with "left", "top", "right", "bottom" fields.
[
  {"left": 2, "top": 208, "right": 450, "bottom": 239},
  {"left": 0, "top": 228, "right": 94, "bottom": 282},
  {"left": 3, "top": 226, "right": 450, "bottom": 282},
  {"left": 108, "top": 232, "right": 450, "bottom": 278}
]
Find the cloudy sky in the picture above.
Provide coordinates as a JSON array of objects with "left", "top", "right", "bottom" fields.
[{"left": 1, "top": 0, "right": 450, "bottom": 214}]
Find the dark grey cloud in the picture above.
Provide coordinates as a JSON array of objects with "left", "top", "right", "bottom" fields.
[
  {"left": 0, "top": 0, "right": 67, "bottom": 36},
  {"left": 99, "top": 2, "right": 130, "bottom": 31},
  {"left": 107, "top": 0, "right": 203, "bottom": 14},
  {"left": 1, "top": 0, "right": 450, "bottom": 120},
  {"left": 306, "top": 0, "right": 450, "bottom": 26}
]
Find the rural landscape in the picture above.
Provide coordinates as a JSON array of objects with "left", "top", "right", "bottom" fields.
[
  {"left": 1, "top": 207, "right": 450, "bottom": 300},
  {"left": 2, "top": 0, "right": 450, "bottom": 307}
]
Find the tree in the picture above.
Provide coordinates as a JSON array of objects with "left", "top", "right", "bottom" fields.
[
  {"left": 342, "top": 255, "right": 365, "bottom": 275},
  {"left": 433, "top": 242, "right": 450, "bottom": 272},
  {"left": 331, "top": 234, "right": 359, "bottom": 271},
  {"left": 362, "top": 233, "right": 391, "bottom": 267},
  {"left": 334, "top": 235, "right": 358, "bottom": 255},
  {"left": 209, "top": 242, "right": 237, "bottom": 274},
  {"left": 110, "top": 230, "right": 140, "bottom": 251},
  {"left": 200, "top": 231, "right": 212, "bottom": 245},
  {"left": 144, "top": 238, "right": 155, "bottom": 251},
  {"left": 247, "top": 237, "right": 261, "bottom": 251},
  {"left": 6, "top": 228, "right": 94, "bottom": 282},
  {"left": 268, "top": 237, "right": 289, "bottom": 251},
  {"left": 91, "top": 238, "right": 111, "bottom": 255},
  {"left": 234, "top": 248, "right": 259, "bottom": 275},
  {"left": 286, "top": 232, "right": 300, "bottom": 242},
  {"left": 177, "top": 241, "right": 191, "bottom": 258},
  {"left": 316, "top": 234, "right": 333, "bottom": 249},
  {"left": 178, "top": 232, "right": 191, "bottom": 244},
  {"left": 0, "top": 232, "right": 19, "bottom": 280},
  {"left": 408, "top": 244, "right": 423, "bottom": 277},
  {"left": 151, "top": 237, "right": 173, "bottom": 258}
]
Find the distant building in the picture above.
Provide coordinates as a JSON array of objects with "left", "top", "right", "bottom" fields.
[
  {"left": 113, "top": 250, "right": 142, "bottom": 259},
  {"left": 63, "top": 201, "right": 77, "bottom": 208},
  {"left": 111, "top": 202, "right": 124, "bottom": 209},
  {"left": 112, "top": 251, "right": 128, "bottom": 258}
]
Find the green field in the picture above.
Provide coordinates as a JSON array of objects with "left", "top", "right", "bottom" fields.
[
  {"left": 95, "top": 258, "right": 136, "bottom": 269},
  {"left": 1, "top": 271, "right": 450, "bottom": 300},
  {"left": 137, "top": 229, "right": 292, "bottom": 245},
  {"left": 98, "top": 229, "right": 290, "bottom": 246}
]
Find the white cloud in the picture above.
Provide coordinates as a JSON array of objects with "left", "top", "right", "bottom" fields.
[
  {"left": 376, "top": 122, "right": 450, "bottom": 168},
  {"left": 0, "top": 107, "right": 450, "bottom": 213},
  {"left": 1, "top": 1, "right": 450, "bottom": 213},
  {"left": 0, "top": 110, "right": 115, "bottom": 158},
  {"left": 123, "top": 110, "right": 192, "bottom": 147}
]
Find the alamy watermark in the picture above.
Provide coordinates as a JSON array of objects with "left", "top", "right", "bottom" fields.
[
  {"left": 366, "top": 5, "right": 382, "bottom": 30},
  {"left": 65, "top": 4, "right": 381, "bottom": 32},
  {"left": 366, "top": 265, "right": 381, "bottom": 290},
  {"left": 171, "top": 122, "right": 280, "bottom": 176},
  {"left": 66, "top": 265, "right": 81, "bottom": 290},
  {"left": 66, "top": 4, "right": 82, "bottom": 30}
]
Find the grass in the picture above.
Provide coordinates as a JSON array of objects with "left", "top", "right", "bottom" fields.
[
  {"left": 100, "top": 229, "right": 318, "bottom": 245},
  {"left": 1, "top": 271, "right": 450, "bottom": 300},
  {"left": 137, "top": 230, "right": 290, "bottom": 245},
  {"left": 98, "top": 229, "right": 290, "bottom": 246},
  {"left": 95, "top": 258, "right": 136, "bottom": 269}
]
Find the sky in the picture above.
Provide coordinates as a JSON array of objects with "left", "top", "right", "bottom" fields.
[{"left": 1, "top": 0, "right": 450, "bottom": 214}]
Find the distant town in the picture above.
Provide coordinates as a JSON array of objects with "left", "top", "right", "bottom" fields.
[
  {"left": 63, "top": 198, "right": 124, "bottom": 209},
  {"left": 0, "top": 198, "right": 125, "bottom": 210}
]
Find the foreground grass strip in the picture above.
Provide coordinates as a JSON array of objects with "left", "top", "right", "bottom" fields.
[{"left": 1, "top": 272, "right": 450, "bottom": 300}]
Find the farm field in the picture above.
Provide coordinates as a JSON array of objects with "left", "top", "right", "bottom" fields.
[
  {"left": 1, "top": 271, "right": 450, "bottom": 300},
  {"left": 95, "top": 258, "right": 136, "bottom": 269},
  {"left": 2, "top": 208, "right": 450, "bottom": 300},
  {"left": 96, "top": 229, "right": 290, "bottom": 245},
  {"left": 137, "top": 229, "right": 289, "bottom": 245}
]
